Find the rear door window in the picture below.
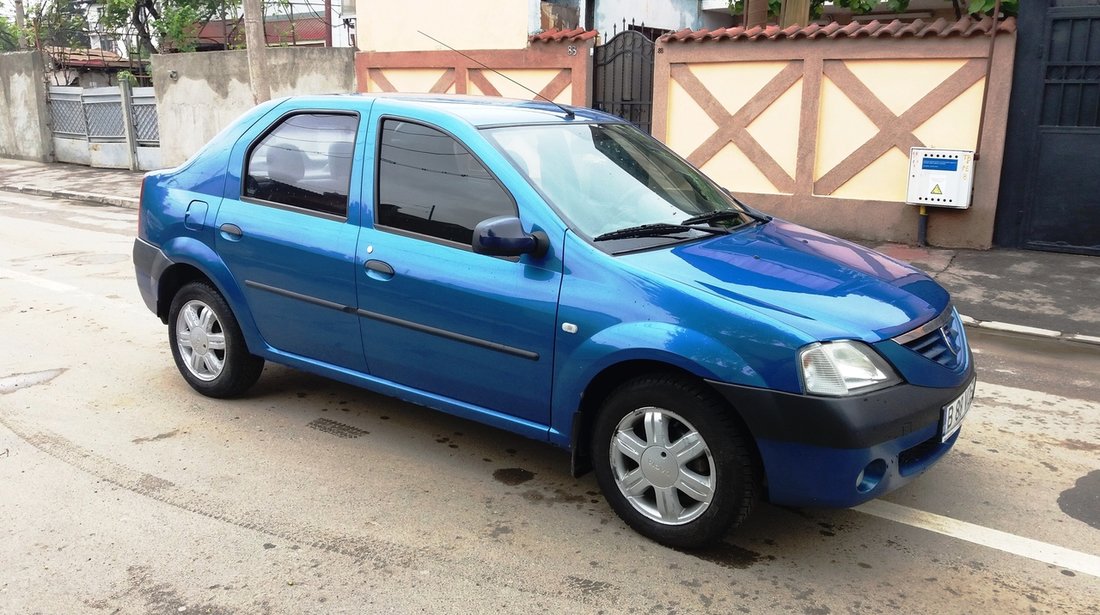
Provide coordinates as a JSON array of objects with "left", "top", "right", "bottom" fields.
[{"left": 245, "top": 113, "right": 358, "bottom": 217}]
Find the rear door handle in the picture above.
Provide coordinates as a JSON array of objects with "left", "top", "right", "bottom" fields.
[
  {"left": 364, "top": 259, "right": 394, "bottom": 280},
  {"left": 219, "top": 223, "right": 243, "bottom": 241}
]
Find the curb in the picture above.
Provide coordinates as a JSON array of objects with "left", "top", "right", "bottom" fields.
[
  {"left": 959, "top": 314, "right": 1100, "bottom": 347},
  {"left": 0, "top": 184, "right": 139, "bottom": 209}
]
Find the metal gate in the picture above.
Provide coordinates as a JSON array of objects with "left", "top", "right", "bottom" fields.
[
  {"left": 996, "top": 1, "right": 1100, "bottom": 255},
  {"left": 592, "top": 30, "right": 655, "bottom": 133},
  {"left": 47, "top": 84, "right": 160, "bottom": 170}
]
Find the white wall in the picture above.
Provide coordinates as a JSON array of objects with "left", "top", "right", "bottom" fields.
[
  {"left": 595, "top": 0, "right": 733, "bottom": 35},
  {"left": 357, "top": 0, "right": 531, "bottom": 51}
]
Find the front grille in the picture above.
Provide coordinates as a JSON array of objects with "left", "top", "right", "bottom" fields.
[{"left": 894, "top": 308, "right": 965, "bottom": 370}]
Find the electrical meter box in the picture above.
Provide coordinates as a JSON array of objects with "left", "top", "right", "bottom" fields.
[{"left": 906, "top": 148, "right": 974, "bottom": 209}]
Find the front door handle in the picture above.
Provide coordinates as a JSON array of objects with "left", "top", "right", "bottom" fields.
[
  {"left": 364, "top": 259, "right": 394, "bottom": 280},
  {"left": 219, "top": 223, "right": 243, "bottom": 241}
]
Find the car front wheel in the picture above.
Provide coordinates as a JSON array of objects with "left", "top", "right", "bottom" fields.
[
  {"left": 168, "top": 282, "right": 263, "bottom": 398},
  {"left": 591, "top": 374, "right": 759, "bottom": 548}
]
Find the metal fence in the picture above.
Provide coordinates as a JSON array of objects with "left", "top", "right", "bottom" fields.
[
  {"left": 131, "top": 88, "right": 160, "bottom": 144},
  {"left": 48, "top": 85, "right": 159, "bottom": 145}
]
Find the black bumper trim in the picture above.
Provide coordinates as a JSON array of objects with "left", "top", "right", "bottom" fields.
[
  {"left": 133, "top": 238, "right": 173, "bottom": 317},
  {"left": 707, "top": 368, "right": 976, "bottom": 449}
]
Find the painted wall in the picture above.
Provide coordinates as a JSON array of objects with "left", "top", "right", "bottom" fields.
[
  {"left": 595, "top": 0, "right": 732, "bottom": 35},
  {"left": 653, "top": 32, "right": 1016, "bottom": 249},
  {"left": 152, "top": 47, "right": 355, "bottom": 167},
  {"left": 356, "top": 0, "right": 535, "bottom": 52},
  {"left": 0, "top": 51, "right": 53, "bottom": 162},
  {"left": 356, "top": 38, "right": 595, "bottom": 108}
]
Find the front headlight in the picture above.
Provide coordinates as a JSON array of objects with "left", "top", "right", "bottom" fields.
[{"left": 799, "top": 341, "right": 901, "bottom": 396}]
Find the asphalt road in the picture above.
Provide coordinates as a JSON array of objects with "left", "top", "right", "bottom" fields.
[{"left": 1, "top": 192, "right": 1098, "bottom": 614}]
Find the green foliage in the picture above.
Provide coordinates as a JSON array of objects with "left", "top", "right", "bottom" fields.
[
  {"left": 117, "top": 69, "right": 138, "bottom": 84},
  {"left": 26, "top": 0, "right": 90, "bottom": 48},
  {"left": 97, "top": 0, "right": 231, "bottom": 54},
  {"left": 967, "top": 0, "right": 1018, "bottom": 16},
  {"left": 0, "top": 15, "right": 22, "bottom": 51}
]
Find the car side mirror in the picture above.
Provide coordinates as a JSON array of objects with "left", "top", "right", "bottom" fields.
[{"left": 472, "top": 216, "right": 549, "bottom": 258}]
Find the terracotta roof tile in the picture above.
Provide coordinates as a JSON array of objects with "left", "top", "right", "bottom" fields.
[
  {"left": 659, "top": 15, "right": 1016, "bottom": 43},
  {"left": 529, "top": 28, "right": 598, "bottom": 44},
  {"left": 45, "top": 46, "right": 134, "bottom": 68}
]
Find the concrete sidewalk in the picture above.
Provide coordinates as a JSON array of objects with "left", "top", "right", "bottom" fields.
[{"left": 2, "top": 157, "right": 1098, "bottom": 343}]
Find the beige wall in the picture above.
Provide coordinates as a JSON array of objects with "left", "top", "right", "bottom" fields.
[
  {"left": 0, "top": 51, "right": 53, "bottom": 162},
  {"left": 152, "top": 47, "right": 355, "bottom": 167},
  {"left": 357, "top": 0, "right": 533, "bottom": 52},
  {"left": 356, "top": 41, "right": 595, "bottom": 108},
  {"left": 653, "top": 34, "right": 1016, "bottom": 249}
]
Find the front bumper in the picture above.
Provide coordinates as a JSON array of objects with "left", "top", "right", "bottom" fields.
[{"left": 708, "top": 368, "right": 975, "bottom": 507}]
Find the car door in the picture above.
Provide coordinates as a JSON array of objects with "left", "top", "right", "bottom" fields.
[
  {"left": 214, "top": 110, "right": 367, "bottom": 372},
  {"left": 355, "top": 115, "right": 561, "bottom": 425}
]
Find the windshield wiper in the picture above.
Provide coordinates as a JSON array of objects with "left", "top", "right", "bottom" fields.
[
  {"left": 593, "top": 223, "right": 728, "bottom": 242},
  {"left": 683, "top": 207, "right": 771, "bottom": 227},
  {"left": 727, "top": 194, "right": 774, "bottom": 223}
]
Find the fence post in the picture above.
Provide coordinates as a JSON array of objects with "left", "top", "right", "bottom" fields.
[{"left": 119, "top": 80, "right": 139, "bottom": 171}]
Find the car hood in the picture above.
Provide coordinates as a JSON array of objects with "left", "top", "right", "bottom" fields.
[{"left": 620, "top": 219, "right": 949, "bottom": 342}]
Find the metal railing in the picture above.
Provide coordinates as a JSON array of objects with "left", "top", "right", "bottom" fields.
[
  {"left": 48, "top": 84, "right": 159, "bottom": 144},
  {"left": 47, "top": 83, "right": 160, "bottom": 170}
]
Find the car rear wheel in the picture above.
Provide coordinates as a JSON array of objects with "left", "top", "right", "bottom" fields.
[
  {"left": 168, "top": 282, "right": 263, "bottom": 398},
  {"left": 591, "top": 374, "right": 758, "bottom": 548}
]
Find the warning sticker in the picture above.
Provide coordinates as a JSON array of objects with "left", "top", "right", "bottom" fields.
[{"left": 930, "top": 184, "right": 943, "bottom": 195}]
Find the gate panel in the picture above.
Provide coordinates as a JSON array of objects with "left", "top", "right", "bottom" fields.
[
  {"left": 999, "top": 2, "right": 1100, "bottom": 255},
  {"left": 593, "top": 30, "right": 655, "bottom": 133}
]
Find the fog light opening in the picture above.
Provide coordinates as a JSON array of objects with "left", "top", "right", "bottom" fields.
[{"left": 856, "top": 459, "right": 887, "bottom": 493}]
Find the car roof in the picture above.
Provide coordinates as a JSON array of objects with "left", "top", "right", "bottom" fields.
[{"left": 281, "top": 93, "right": 626, "bottom": 128}]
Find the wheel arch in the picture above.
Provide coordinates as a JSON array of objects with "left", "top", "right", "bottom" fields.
[
  {"left": 156, "top": 237, "right": 266, "bottom": 355},
  {"left": 568, "top": 359, "right": 764, "bottom": 487}
]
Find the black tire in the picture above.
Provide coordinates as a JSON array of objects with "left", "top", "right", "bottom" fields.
[
  {"left": 591, "top": 374, "right": 758, "bottom": 548},
  {"left": 167, "top": 281, "right": 264, "bottom": 398}
]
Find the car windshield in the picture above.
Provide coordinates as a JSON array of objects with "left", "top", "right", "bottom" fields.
[{"left": 483, "top": 122, "right": 752, "bottom": 241}]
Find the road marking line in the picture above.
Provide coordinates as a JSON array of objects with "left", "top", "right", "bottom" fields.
[
  {"left": 0, "top": 267, "right": 78, "bottom": 293},
  {"left": 0, "top": 267, "right": 145, "bottom": 316},
  {"left": 856, "top": 499, "right": 1100, "bottom": 578}
]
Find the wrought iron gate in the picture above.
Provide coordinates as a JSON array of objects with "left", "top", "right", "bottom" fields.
[
  {"left": 996, "top": 1, "right": 1100, "bottom": 255},
  {"left": 592, "top": 30, "right": 655, "bottom": 133}
]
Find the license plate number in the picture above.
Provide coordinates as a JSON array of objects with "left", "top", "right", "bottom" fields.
[{"left": 941, "top": 379, "right": 976, "bottom": 442}]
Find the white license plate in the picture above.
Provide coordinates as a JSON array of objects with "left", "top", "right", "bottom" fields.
[{"left": 941, "top": 379, "right": 976, "bottom": 442}]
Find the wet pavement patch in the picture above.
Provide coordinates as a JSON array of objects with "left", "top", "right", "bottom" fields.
[
  {"left": 0, "top": 368, "right": 65, "bottom": 394},
  {"left": 685, "top": 543, "right": 770, "bottom": 569},
  {"left": 307, "top": 418, "right": 369, "bottom": 438},
  {"left": 1058, "top": 470, "right": 1100, "bottom": 530},
  {"left": 132, "top": 429, "right": 180, "bottom": 444},
  {"left": 493, "top": 467, "right": 534, "bottom": 486}
]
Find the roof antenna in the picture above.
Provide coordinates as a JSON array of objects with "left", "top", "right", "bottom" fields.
[{"left": 418, "top": 30, "right": 576, "bottom": 120}]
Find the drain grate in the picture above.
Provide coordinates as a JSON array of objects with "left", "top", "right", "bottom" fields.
[{"left": 307, "top": 418, "right": 369, "bottom": 439}]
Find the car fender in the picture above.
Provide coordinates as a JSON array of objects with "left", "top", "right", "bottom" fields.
[
  {"left": 550, "top": 320, "right": 766, "bottom": 446},
  {"left": 159, "top": 235, "right": 267, "bottom": 354}
]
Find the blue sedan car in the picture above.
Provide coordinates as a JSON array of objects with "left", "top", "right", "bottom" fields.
[{"left": 134, "top": 94, "right": 975, "bottom": 548}]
